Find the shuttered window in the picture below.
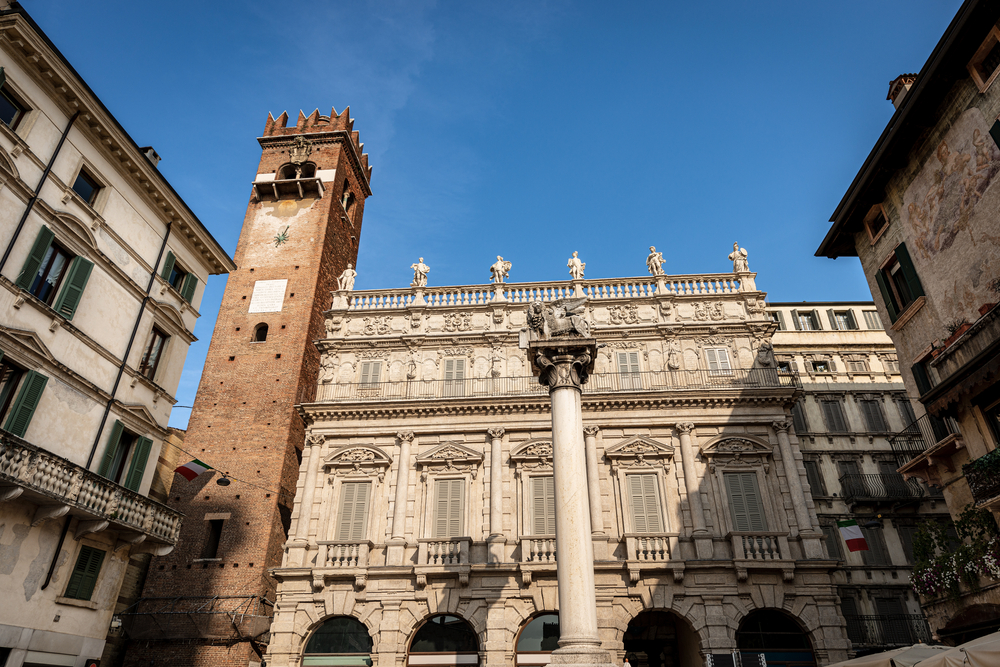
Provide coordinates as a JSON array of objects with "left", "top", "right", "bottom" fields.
[
  {"left": 335, "top": 481, "right": 371, "bottom": 541},
  {"left": 443, "top": 358, "right": 466, "bottom": 397},
  {"left": 359, "top": 361, "right": 381, "bottom": 388},
  {"left": 861, "top": 527, "right": 890, "bottom": 566},
  {"left": 822, "top": 525, "right": 843, "bottom": 559},
  {"left": 790, "top": 400, "right": 808, "bottom": 433},
  {"left": 724, "top": 472, "right": 767, "bottom": 532},
  {"left": 897, "top": 524, "right": 918, "bottom": 564},
  {"left": 627, "top": 474, "right": 663, "bottom": 533},
  {"left": 2, "top": 369, "right": 47, "bottom": 438},
  {"left": 64, "top": 546, "right": 105, "bottom": 601},
  {"left": 123, "top": 436, "right": 153, "bottom": 492},
  {"left": 705, "top": 348, "right": 732, "bottom": 376},
  {"left": 97, "top": 420, "right": 149, "bottom": 489},
  {"left": 896, "top": 398, "right": 916, "bottom": 427},
  {"left": 14, "top": 226, "right": 92, "bottom": 318},
  {"left": 52, "top": 256, "right": 94, "bottom": 320},
  {"left": 617, "top": 351, "right": 641, "bottom": 389},
  {"left": 160, "top": 250, "right": 176, "bottom": 281},
  {"left": 860, "top": 399, "right": 888, "bottom": 432},
  {"left": 876, "top": 243, "right": 924, "bottom": 322},
  {"left": 180, "top": 272, "right": 198, "bottom": 304},
  {"left": 768, "top": 311, "right": 786, "bottom": 330},
  {"left": 827, "top": 309, "right": 858, "bottom": 330},
  {"left": 820, "top": 399, "right": 849, "bottom": 432},
  {"left": 803, "top": 460, "right": 826, "bottom": 496},
  {"left": 791, "top": 310, "right": 820, "bottom": 330},
  {"left": 530, "top": 476, "right": 556, "bottom": 535},
  {"left": 15, "top": 225, "right": 55, "bottom": 291},
  {"left": 432, "top": 478, "right": 465, "bottom": 539},
  {"left": 863, "top": 310, "right": 883, "bottom": 329}
]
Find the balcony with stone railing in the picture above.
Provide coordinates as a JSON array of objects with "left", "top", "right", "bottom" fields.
[
  {"left": 729, "top": 531, "right": 793, "bottom": 581},
  {"left": 0, "top": 430, "right": 182, "bottom": 549},
  {"left": 312, "top": 540, "right": 374, "bottom": 591},
  {"left": 316, "top": 369, "right": 799, "bottom": 403},
  {"left": 415, "top": 537, "right": 471, "bottom": 587}
]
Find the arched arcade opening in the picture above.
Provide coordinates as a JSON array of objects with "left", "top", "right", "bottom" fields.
[
  {"left": 408, "top": 615, "right": 480, "bottom": 667},
  {"left": 623, "top": 610, "right": 702, "bottom": 667},
  {"left": 736, "top": 609, "right": 815, "bottom": 667},
  {"left": 302, "top": 616, "right": 373, "bottom": 666}
]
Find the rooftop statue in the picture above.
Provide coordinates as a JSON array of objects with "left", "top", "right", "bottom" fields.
[
  {"left": 567, "top": 251, "right": 585, "bottom": 280},
  {"left": 526, "top": 297, "right": 591, "bottom": 340},
  {"left": 410, "top": 257, "right": 430, "bottom": 287},
  {"left": 646, "top": 246, "right": 665, "bottom": 276},
  {"left": 729, "top": 242, "right": 750, "bottom": 273},
  {"left": 489, "top": 256, "right": 512, "bottom": 284},
  {"left": 337, "top": 263, "right": 357, "bottom": 291}
]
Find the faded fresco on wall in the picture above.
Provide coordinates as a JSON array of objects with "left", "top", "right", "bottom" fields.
[{"left": 902, "top": 107, "right": 1000, "bottom": 323}]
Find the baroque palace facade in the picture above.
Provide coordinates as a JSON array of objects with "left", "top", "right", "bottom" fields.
[{"left": 266, "top": 262, "right": 855, "bottom": 667}]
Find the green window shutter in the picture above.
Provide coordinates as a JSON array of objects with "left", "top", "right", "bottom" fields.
[
  {"left": 52, "top": 256, "right": 93, "bottom": 320},
  {"left": 827, "top": 309, "right": 839, "bottom": 330},
  {"left": 15, "top": 226, "right": 55, "bottom": 290},
  {"left": 180, "top": 272, "right": 198, "bottom": 303},
  {"left": 159, "top": 251, "right": 176, "bottom": 280},
  {"left": 335, "top": 481, "right": 371, "bottom": 541},
  {"left": 3, "top": 370, "right": 47, "bottom": 437},
  {"left": 894, "top": 243, "right": 924, "bottom": 300},
  {"left": 803, "top": 460, "right": 826, "bottom": 496},
  {"left": 433, "top": 479, "right": 464, "bottom": 539},
  {"left": 531, "top": 476, "right": 555, "bottom": 535},
  {"left": 123, "top": 436, "right": 152, "bottom": 492},
  {"left": 791, "top": 400, "right": 808, "bottom": 433},
  {"left": 790, "top": 309, "right": 801, "bottom": 330},
  {"left": 98, "top": 420, "right": 125, "bottom": 478},
  {"left": 725, "top": 472, "right": 767, "bottom": 532},
  {"left": 64, "top": 546, "right": 105, "bottom": 600},
  {"left": 775, "top": 310, "right": 786, "bottom": 330},
  {"left": 875, "top": 271, "right": 899, "bottom": 322},
  {"left": 847, "top": 310, "right": 859, "bottom": 330}
]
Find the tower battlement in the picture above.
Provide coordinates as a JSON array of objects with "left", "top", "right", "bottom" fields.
[{"left": 263, "top": 107, "right": 371, "bottom": 180}]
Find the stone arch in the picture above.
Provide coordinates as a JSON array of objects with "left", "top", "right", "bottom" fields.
[
  {"left": 697, "top": 433, "right": 772, "bottom": 453},
  {"left": 619, "top": 607, "right": 704, "bottom": 667},
  {"left": 406, "top": 613, "right": 481, "bottom": 657},
  {"left": 297, "top": 611, "right": 380, "bottom": 661},
  {"left": 735, "top": 607, "right": 818, "bottom": 666},
  {"left": 53, "top": 211, "right": 97, "bottom": 250},
  {"left": 604, "top": 596, "right": 706, "bottom": 655},
  {"left": 0, "top": 145, "right": 19, "bottom": 179}
]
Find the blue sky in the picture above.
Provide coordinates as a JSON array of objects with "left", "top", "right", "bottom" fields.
[{"left": 28, "top": 0, "right": 962, "bottom": 427}]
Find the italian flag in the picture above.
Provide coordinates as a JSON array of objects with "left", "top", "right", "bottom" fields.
[
  {"left": 838, "top": 519, "right": 869, "bottom": 552},
  {"left": 174, "top": 459, "right": 213, "bottom": 481}
]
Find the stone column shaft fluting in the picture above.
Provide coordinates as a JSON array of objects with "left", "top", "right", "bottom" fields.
[
  {"left": 391, "top": 431, "right": 414, "bottom": 540},
  {"left": 583, "top": 426, "right": 604, "bottom": 535}
]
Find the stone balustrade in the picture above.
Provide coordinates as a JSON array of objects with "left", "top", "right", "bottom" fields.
[
  {"left": 625, "top": 534, "right": 674, "bottom": 562},
  {"left": 731, "top": 532, "right": 789, "bottom": 561},
  {"left": 520, "top": 535, "right": 557, "bottom": 563},
  {"left": 342, "top": 274, "right": 744, "bottom": 311},
  {"left": 0, "top": 431, "right": 182, "bottom": 544},
  {"left": 418, "top": 537, "right": 470, "bottom": 566},
  {"left": 317, "top": 540, "right": 372, "bottom": 568}
]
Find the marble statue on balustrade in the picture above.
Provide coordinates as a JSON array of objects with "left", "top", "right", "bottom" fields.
[
  {"left": 410, "top": 257, "right": 430, "bottom": 287},
  {"left": 337, "top": 263, "right": 357, "bottom": 291},
  {"left": 646, "top": 246, "right": 665, "bottom": 276},
  {"left": 489, "top": 256, "right": 512, "bottom": 284},
  {"left": 729, "top": 242, "right": 750, "bottom": 273},
  {"left": 567, "top": 251, "right": 585, "bottom": 279}
]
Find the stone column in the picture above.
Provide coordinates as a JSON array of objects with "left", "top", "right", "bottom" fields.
[
  {"left": 528, "top": 339, "right": 612, "bottom": 667},
  {"left": 488, "top": 427, "right": 506, "bottom": 563},
  {"left": 773, "top": 420, "right": 824, "bottom": 558},
  {"left": 289, "top": 434, "right": 324, "bottom": 566},
  {"left": 676, "top": 423, "right": 713, "bottom": 559},
  {"left": 583, "top": 426, "right": 609, "bottom": 560},
  {"left": 387, "top": 431, "right": 414, "bottom": 566}
]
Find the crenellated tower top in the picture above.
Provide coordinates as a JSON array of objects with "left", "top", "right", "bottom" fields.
[{"left": 262, "top": 106, "right": 372, "bottom": 184}]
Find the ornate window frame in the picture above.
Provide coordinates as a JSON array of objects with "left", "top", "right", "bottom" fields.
[
  {"left": 604, "top": 435, "right": 675, "bottom": 535},
  {"left": 414, "top": 442, "right": 483, "bottom": 540},
  {"left": 699, "top": 435, "right": 781, "bottom": 535},
  {"left": 510, "top": 439, "right": 554, "bottom": 538},
  {"left": 321, "top": 444, "right": 393, "bottom": 542}
]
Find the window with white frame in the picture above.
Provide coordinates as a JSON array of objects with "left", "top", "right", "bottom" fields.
[
  {"left": 791, "top": 309, "right": 820, "bottom": 331},
  {"left": 827, "top": 309, "right": 858, "bottom": 330},
  {"left": 723, "top": 472, "right": 767, "bottom": 532},
  {"left": 704, "top": 348, "right": 732, "bottom": 376},
  {"left": 359, "top": 361, "right": 382, "bottom": 388},
  {"left": 616, "top": 351, "right": 641, "bottom": 389},
  {"left": 432, "top": 478, "right": 465, "bottom": 538},
  {"left": 335, "top": 481, "right": 371, "bottom": 541},
  {"left": 627, "top": 473, "right": 663, "bottom": 533},
  {"left": 529, "top": 476, "right": 555, "bottom": 535},
  {"left": 443, "top": 358, "right": 466, "bottom": 397}
]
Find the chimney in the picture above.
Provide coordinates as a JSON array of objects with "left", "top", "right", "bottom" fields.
[
  {"left": 887, "top": 74, "right": 917, "bottom": 109},
  {"left": 139, "top": 146, "right": 161, "bottom": 167}
]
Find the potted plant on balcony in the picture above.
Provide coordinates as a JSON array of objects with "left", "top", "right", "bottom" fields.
[
  {"left": 910, "top": 505, "right": 999, "bottom": 599},
  {"left": 942, "top": 318, "right": 971, "bottom": 348}
]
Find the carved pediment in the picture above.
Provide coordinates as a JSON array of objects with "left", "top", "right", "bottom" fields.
[
  {"left": 324, "top": 445, "right": 392, "bottom": 479},
  {"left": 604, "top": 435, "right": 674, "bottom": 461},
  {"left": 699, "top": 436, "right": 772, "bottom": 459},
  {"left": 510, "top": 439, "right": 552, "bottom": 462},
  {"left": 0, "top": 326, "right": 56, "bottom": 364},
  {"left": 116, "top": 403, "right": 160, "bottom": 434},
  {"left": 416, "top": 442, "right": 483, "bottom": 479}
]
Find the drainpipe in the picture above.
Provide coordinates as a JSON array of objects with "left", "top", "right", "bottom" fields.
[{"left": 0, "top": 110, "right": 79, "bottom": 274}]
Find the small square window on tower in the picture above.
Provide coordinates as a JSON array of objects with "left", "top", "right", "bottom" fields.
[{"left": 969, "top": 25, "right": 1000, "bottom": 92}]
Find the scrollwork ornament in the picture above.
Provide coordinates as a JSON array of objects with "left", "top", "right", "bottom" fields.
[
  {"left": 397, "top": 431, "right": 415, "bottom": 443},
  {"left": 675, "top": 422, "right": 695, "bottom": 435},
  {"left": 583, "top": 426, "right": 600, "bottom": 437},
  {"left": 772, "top": 420, "right": 791, "bottom": 433},
  {"left": 307, "top": 433, "right": 326, "bottom": 447},
  {"left": 487, "top": 427, "right": 505, "bottom": 440}
]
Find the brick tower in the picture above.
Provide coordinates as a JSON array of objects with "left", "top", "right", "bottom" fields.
[{"left": 124, "top": 108, "right": 371, "bottom": 667}]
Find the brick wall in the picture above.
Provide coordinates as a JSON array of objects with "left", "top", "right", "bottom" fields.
[{"left": 123, "top": 109, "right": 370, "bottom": 667}]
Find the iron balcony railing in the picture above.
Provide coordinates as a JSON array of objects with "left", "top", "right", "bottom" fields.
[
  {"left": 888, "top": 414, "right": 960, "bottom": 460},
  {"left": 317, "top": 368, "right": 799, "bottom": 402},
  {"left": 838, "top": 473, "right": 926, "bottom": 503},
  {"left": 844, "top": 615, "right": 931, "bottom": 648}
]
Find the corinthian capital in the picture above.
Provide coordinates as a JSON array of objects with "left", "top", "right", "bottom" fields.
[
  {"left": 396, "top": 431, "right": 415, "bottom": 443},
  {"left": 487, "top": 427, "right": 505, "bottom": 440},
  {"left": 583, "top": 426, "right": 600, "bottom": 437},
  {"left": 675, "top": 422, "right": 696, "bottom": 435},
  {"left": 534, "top": 348, "right": 594, "bottom": 391},
  {"left": 772, "top": 420, "right": 791, "bottom": 433}
]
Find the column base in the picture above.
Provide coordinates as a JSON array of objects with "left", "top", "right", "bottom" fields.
[
  {"left": 550, "top": 647, "right": 615, "bottom": 667},
  {"left": 386, "top": 538, "right": 407, "bottom": 566},
  {"left": 487, "top": 535, "right": 507, "bottom": 563},
  {"left": 800, "top": 532, "right": 825, "bottom": 559},
  {"left": 591, "top": 533, "right": 611, "bottom": 560},
  {"left": 693, "top": 533, "right": 714, "bottom": 559}
]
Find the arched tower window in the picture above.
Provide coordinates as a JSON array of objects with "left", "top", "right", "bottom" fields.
[
  {"left": 253, "top": 323, "right": 268, "bottom": 342},
  {"left": 341, "top": 180, "right": 355, "bottom": 212},
  {"left": 304, "top": 616, "right": 373, "bottom": 666},
  {"left": 279, "top": 163, "right": 299, "bottom": 180},
  {"left": 299, "top": 162, "right": 316, "bottom": 178}
]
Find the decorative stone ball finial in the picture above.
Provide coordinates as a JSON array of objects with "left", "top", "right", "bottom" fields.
[
  {"left": 567, "top": 251, "right": 585, "bottom": 280},
  {"left": 410, "top": 257, "right": 430, "bottom": 288},
  {"left": 646, "top": 246, "right": 665, "bottom": 276},
  {"left": 729, "top": 242, "right": 750, "bottom": 273},
  {"left": 489, "top": 256, "right": 512, "bottom": 284}
]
